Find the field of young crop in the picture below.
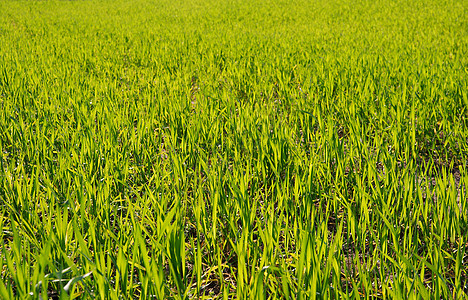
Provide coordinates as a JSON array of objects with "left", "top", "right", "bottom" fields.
[{"left": 0, "top": 0, "right": 467, "bottom": 298}]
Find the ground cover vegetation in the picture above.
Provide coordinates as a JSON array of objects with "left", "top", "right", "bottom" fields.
[{"left": 0, "top": 0, "right": 467, "bottom": 298}]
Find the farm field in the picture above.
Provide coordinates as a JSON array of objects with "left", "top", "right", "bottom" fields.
[{"left": 0, "top": 0, "right": 467, "bottom": 298}]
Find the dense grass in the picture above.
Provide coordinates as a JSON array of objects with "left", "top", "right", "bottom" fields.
[{"left": 0, "top": 0, "right": 467, "bottom": 298}]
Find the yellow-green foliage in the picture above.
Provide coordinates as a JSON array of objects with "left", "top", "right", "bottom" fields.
[{"left": 0, "top": 0, "right": 467, "bottom": 298}]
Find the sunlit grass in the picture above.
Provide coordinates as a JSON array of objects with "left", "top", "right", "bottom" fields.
[{"left": 0, "top": 0, "right": 467, "bottom": 298}]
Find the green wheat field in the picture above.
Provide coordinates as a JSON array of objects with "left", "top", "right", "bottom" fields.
[{"left": 0, "top": 0, "right": 467, "bottom": 298}]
